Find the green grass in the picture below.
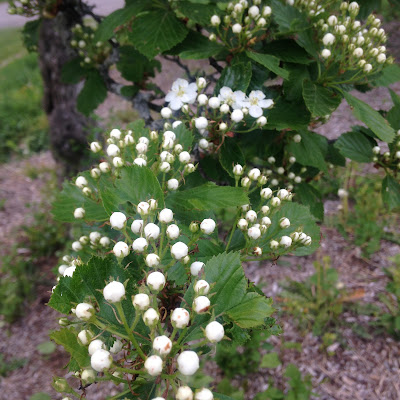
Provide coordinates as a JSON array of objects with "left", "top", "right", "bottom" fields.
[{"left": 0, "top": 28, "right": 48, "bottom": 162}]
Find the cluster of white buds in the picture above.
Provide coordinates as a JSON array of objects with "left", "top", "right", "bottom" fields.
[
  {"left": 234, "top": 166, "right": 311, "bottom": 254},
  {"left": 162, "top": 78, "right": 273, "bottom": 154},
  {"left": 314, "top": 3, "right": 392, "bottom": 78},
  {"left": 371, "top": 132, "right": 400, "bottom": 171},
  {"left": 70, "top": 22, "right": 111, "bottom": 67},
  {"left": 209, "top": 0, "right": 273, "bottom": 51}
]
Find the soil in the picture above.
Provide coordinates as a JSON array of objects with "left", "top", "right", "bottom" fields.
[{"left": 1, "top": 17, "right": 400, "bottom": 400}]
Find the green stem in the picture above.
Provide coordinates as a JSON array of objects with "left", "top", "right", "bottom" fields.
[
  {"left": 225, "top": 208, "right": 241, "bottom": 251},
  {"left": 114, "top": 365, "right": 146, "bottom": 375},
  {"left": 115, "top": 302, "right": 147, "bottom": 360}
]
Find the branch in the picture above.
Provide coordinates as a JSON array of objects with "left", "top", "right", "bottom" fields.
[
  {"left": 163, "top": 56, "right": 195, "bottom": 81},
  {"left": 209, "top": 57, "right": 223, "bottom": 73}
]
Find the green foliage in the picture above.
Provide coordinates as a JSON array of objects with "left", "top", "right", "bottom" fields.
[
  {"left": 280, "top": 257, "right": 344, "bottom": 336},
  {"left": 0, "top": 52, "right": 48, "bottom": 162},
  {"left": 0, "top": 353, "right": 27, "bottom": 377},
  {"left": 76, "top": 70, "right": 107, "bottom": 116}
]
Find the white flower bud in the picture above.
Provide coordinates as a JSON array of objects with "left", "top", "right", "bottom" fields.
[
  {"left": 232, "top": 23, "right": 242, "bottom": 34},
  {"left": 294, "top": 176, "right": 301, "bottom": 183},
  {"left": 248, "top": 226, "right": 261, "bottom": 239},
  {"left": 179, "top": 151, "right": 191, "bottom": 164},
  {"left": 166, "top": 224, "right": 180, "bottom": 240},
  {"left": 270, "top": 240, "right": 279, "bottom": 250},
  {"left": 353, "top": 47, "right": 363, "bottom": 57},
  {"left": 159, "top": 208, "right": 174, "bottom": 223},
  {"left": 146, "top": 253, "right": 160, "bottom": 267},
  {"left": 149, "top": 198, "right": 158, "bottom": 210},
  {"left": 58, "top": 264, "right": 68, "bottom": 275},
  {"left": 103, "top": 281, "right": 125, "bottom": 303},
  {"left": 237, "top": 218, "right": 248, "bottom": 230},
  {"left": 233, "top": 164, "right": 243, "bottom": 176},
  {"left": 280, "top": 235, "right": 292, "bottom": 248},
  {"left": 64, "top": 265, "right": 76, "bottom": 277},
  {"left": 110, "top": 212, "right": 126, "bottom": 230},
  {"left": 177, "top": 351, "right": 200, "bottom": 375},
  {"left": 75, "top": 176, "right": 88, "bottom": 188},
  {"left": 131, "top": 219, "right": 143, "bottom": 234},
  {"left": 113, "top": 241, "right": 129, "bottom": 258},
  {"left": 267, "top": 156, "right": 275, "bottom": 164},
  {"left": 136, "top": 142, "right": 148, "bottom": 154},
  {"left": 167, "top": 179, "right": 179, "bottom": 191},
  {"left": 144, "top": 223, "right": 161, "bottom": 240},
  {"left": 257, "top": 116, "right": 267, "bottom": 126},
  {"left": 198, "top": 94, "right": 208, "bottom": 106},
  {"left": 133, "top": 158, "right": 146, "bottom": 168},
  {"left": 254, "top": 246, "right": 263, "bottom": 255},
  {"left": 137, "top": 201, "right": 150, "bottom": 216},
  {"left": 338, "top": 188, "right": 348, "bottom": 198},
  {"left": 270, "top": 197, "right": 281, "bottom": 207},
  {"left": 209, "top": 33, "right": 217, "bottom": 41},
  {"left": 76, "top": 303, "right": 94, "bottom": 320},
  {"left": 113, "top": 157, "right": 124, "bottom": 168},
  {"left": 99, "top": 161, "right": 110, "bottom": 173},
  {"left": 171, "top": 307, "right": 190, "bottom": 328},
  {"left": 241, "top": 177, "right": 251, "bottom": 188},
  {"left": 190, "top": 222, "right": 199, "bottom": 233},
  {"left": 197, "top": 77, "right": 207, "bottom": 89},
  {"left": 200, "top": 218, "right": 216, "bottom": 235},
  {"left": 193, "top": 296, "right": 211, "bottom": 313},
  {"left": 195, "top": 388, "right": 214, "bottom": 400},
  {"left": 279, "top": 217, "right": 290, "bottom": 229},
  {"left": 364, "top": 63, "right": 372, "bottom": 73},
  {"left": 171, "top": 241, "right": 189, "bottom": 260},
  {"left": 205, "top": 321, "right": 224, "bottom": 343},
  {"left": 74, "top": 207, "right": 85, "bottom": 219},
  {"left": 82, "top": 187, "right": 92, "bottom": 197},
  {"left": 161, "top": 107, "right": 172, "bottom": 119},
  {"left": 143, "top": 308, "right": 159, "bottom": 327},
  {"left": 147, "top": 271, "right": 166, "bottom": 292},
  {"left": 195, "top": 117, "right": 208, "bottom": 130},
  {"left": 248, "top": 168, "right": 261, "bottom": 181},
  {"left": 231, "top": 109, "right": 244, "bottom": 122},
  {"left": 110, "top": 129, "right": 121, "bottom": 140},
  {"left": 144, "top": 355, "right": 163, "bottom": 376},
  {"left": 257, "top": 17, "right": 267, "bottom": 27},
  {"left": 91, "top": 349, "right": 112, "bottom": 372},
  {"left": 377, "top": 53, "right": 386, "bottom": 63},
  {"left": 321, "top": 49, "right": 331, "bottom": 59},
  {"left": 261, "top": 205, "right": 270, "bottom": 215},
  {"left": 208, "top": 97, "right": 221, "bottom": 109},
  {"left": 199, "top": 139, "right": 209, "bottom": 150},
  {"left": 174, "top": 144, "right": 183, "bottom": 154},
  {"left": 90, "top": 142, "right": 102, "bottom": 153},
  {"left": 153, "top": 335, "right": 172, "bottom": 355},
  {"left": 77, "top": 330, "right": 93, "bottom": 346},
  {"left": 133, "top": 293, "right": 150, "bottom": 311},
  {"left": 248, "top": 5, "right": 259, "bottom": 17},
  {"left": 190, "top": 261, "right": 205, "bottom": 276},
  {"left": 277, "top": 167, "right": 284, "bottom": 175},
  {"left": 261, "top": 216, "right": 271, "bottom": 226},
  {"left": 277, "top": 189, "right": 289, "bottom": 200},
  {"left": 106, "top": 144, "right": 120, "bottom": 157},
  {"left": 211, "top": 15, "right": 221, "bottom": 26},
  {"left": 110, "top": 339, "right": 123, "bottom": 354},
  {"left": 177, "top": 386, "right": 194, "bottom": 400},
  {"left": 124, "top": 134, "right": 134, "bottom": 146},
  {"left": 194, "top": 280, "right": 210, "bottom": 295},
  {"left": 245, "top": 210, "right": 257, "bottom": 222},
  {"left": 90, "top": 168, "right": 101, "bottom": 179},
  {"left": 260, "top": 188, "right": 273, "bottom": 199},
  {"left": 220, "top": 103, "right": 230, "bottom": 114}
]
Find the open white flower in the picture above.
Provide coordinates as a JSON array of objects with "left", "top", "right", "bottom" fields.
[
  {"left": 242, "top": 91, "right": 274, "bottom": 118},
  {"left": 218, "top": 86, "right": 246, "bottom": 109},
  {"left": 166, "top": 78, "right": 198, "bottom": 110}
]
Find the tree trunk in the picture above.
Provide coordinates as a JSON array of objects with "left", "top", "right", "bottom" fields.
[{"left": 38, "top": 1, "right": 93, "bottom": 177}]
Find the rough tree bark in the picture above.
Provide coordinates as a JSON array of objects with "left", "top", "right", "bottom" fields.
[{"left": 38, "top": 1, "right": 93, "bottom": 177}]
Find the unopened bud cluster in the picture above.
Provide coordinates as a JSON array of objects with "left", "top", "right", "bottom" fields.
[
  {"left": 371, "top": 131, "right": 400, "bottom": 172},
  {"left": 70, "top": 22, "right": 111, "bottom": 67},
  {"left": 208, "top": 0, "right": 273, "bottom": 51}
]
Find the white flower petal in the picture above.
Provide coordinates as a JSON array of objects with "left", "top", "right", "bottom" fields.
[
  {"left": 249, "top": 105, "right": 263, "bottom": 118},
  {"left": 169, "top": 98, "right": 183, "bottom": 110}
]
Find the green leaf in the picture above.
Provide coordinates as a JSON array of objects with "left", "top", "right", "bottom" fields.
[
  {"left": 382, "top": 175, "right": 400, "bottom": 211},
  {"left": 283, "top": 64, "right": 310, "bottom": 101},
  {"left": 61, "top": 58, "right": 87, "bottom": 84},
  {"left": 260, "top": 352, "right": 281, "bottom": 368},
  {"left": 295, "top": 182, "right": 324, "bottom": 220},
  {"left": 77, "top": 70, "right": 107, "bottom": 116},
  {"left": 215, "top": 62, "right": 252, "bottom": 93},
  {"left": 172, "top": 31, "right": 226, "bottom": 60},
  {"left": 262, "top": 40, "right": 311, "bottom": 64},
  {"left": 173, "top": 123, "right": 193, "bottom": 149},
  {"left": 129, "top": 10, "right": 188, "bottom": 59},
  {"left": 373, "top": 64, "right": 400, "bottom": 87},
  {"left": 50, "top": 328, "right": 90, "bottom": 369},
  {"left": 176, "top": 2, "right": 218, "bottom": 25},
  {"left": 112, "top": 166, "right": 164, "bottom": 211},
  {"left": 246, "top": 52, "right": 289, "bottom": 79},
  {"left": 117, "top": 45, "right": 161, "bottom": 83},
  {"left": 22, "top": 19, "right": 41, "bottom": 52},
  {"left": 267, "top": 99, "right": 310, "bottom": 130},
  {"left": 52, "top": 180, "right": 108, "bottom": 223},
  {"left": 287, "top": 131, "right": 328, "bottom": 172},
  {"left": 343, "top": 91, "right": 395, "bottom": 143},
  {"left": 387, "top": 89, "right": 400, "bottom": 130},
  {"left": 334, "top": 131, "right": 374, "bottom": 162},
  {"left": 166, "top": 184, "right": 248, "bottom": 211},
  {"left": 94, "top": 2, "right": 147, "bottom": 42},
  {"left": 219, "top": 137, "right": 246, "bottom": 178},
  {"left": 302, "top": 81, "right": 341, "bottom": 117},
  {"left": 29, "top": 394, "right": 51, "bottom": 400},
  {"left": 270, "top": 0, "right": 308, "bottom": 33}
]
